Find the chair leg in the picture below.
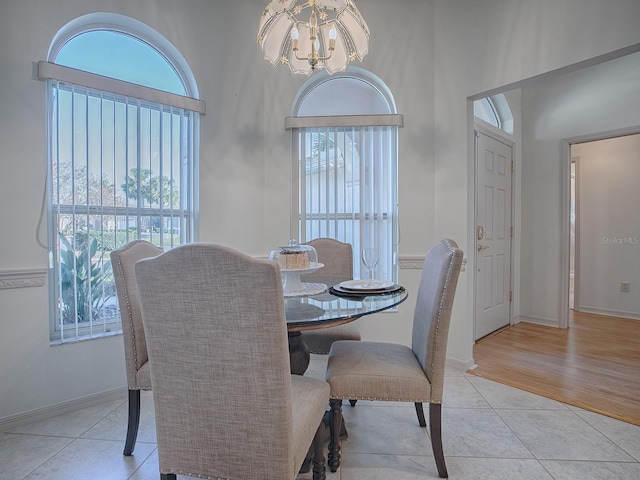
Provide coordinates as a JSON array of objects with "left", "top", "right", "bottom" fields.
[
  {"left": 312, "top": 419, "right": 327, "bottom": 480},
  {"left": 328, "top": 398, "right": 343, "bottom": 473},
  {"left": 123, "top": 389, "right": 141, "bottom": 456},
  {"left": 349, "top": 399, "right": 357, "bottom": 407},
  {"left": 299, "top": 447, "right": 313, "bottom": 474},
  {"left": 429, "top": 403, "right": 448, "bottom": 478},
  {"left": 160, "top": 474, "right": 177, "bottom": 480},
  {"left": 414, "top": 401, "right": 426, "bottom": 427}
]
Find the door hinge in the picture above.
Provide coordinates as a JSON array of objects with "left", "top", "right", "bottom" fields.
[
  {"left": 510, "top": 226, "right": 514, "bottom": 238},
  {"left": 511, "top": 160, "right": 514, "bottom": 173},
  {"left": 509, "top": 290, "right": 513, "bottom": 302}
]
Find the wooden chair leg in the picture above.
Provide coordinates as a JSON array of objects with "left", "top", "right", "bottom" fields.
[
  {"left": 414, "top": 401, "right": 426, "bottom": 427},
  {"left": 429, "top": 403, "right": 448, "bottom": 478},
  {"left": 299, "top": 447, "right": 313, "bottom": 474},
  {"left": 328, "top": 398, "right": 343, "bottom": 473},
  {"left": 312, "top": 419, "right": 327, "bottom": 480},
  {"left": 123, "top": 389, "right": 141, "bottom": 456}
]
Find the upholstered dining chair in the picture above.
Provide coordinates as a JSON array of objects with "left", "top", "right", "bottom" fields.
[
  {"left": 301, "top": 238, "right": 361, "bottom": 355},
  {"left": 110, "top": 239, "right": 163, "bottom": 456},
  {"left": 325, "top": 238, "right": 463, "bottom": 478},
  {"left": 134, "top": 243, "right": 330, "bottom": 480}
]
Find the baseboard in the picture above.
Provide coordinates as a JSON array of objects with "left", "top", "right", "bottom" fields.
[
  {"left": 516, "top": 315, "right": 562, "bottom": 328},
  {"left": 446, "top": 356, "right": 476, "bottom": 372},
  {"left": 575, "top": 306, "right": 640, "bottom": 321},
  {"left": 0, "top": 386, "right": 127, "bottom": 432}
]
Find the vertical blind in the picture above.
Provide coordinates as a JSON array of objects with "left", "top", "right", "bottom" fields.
[
  {"left": 292, "top": 123, "right": 399, "bottom": 282},
  {"left": 47, "top": 79, "right": 197, "bottom": 342}
]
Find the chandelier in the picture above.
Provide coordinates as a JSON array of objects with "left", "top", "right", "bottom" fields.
[{"left": 257, "top": 0, "right": 370, "bottom": 75}]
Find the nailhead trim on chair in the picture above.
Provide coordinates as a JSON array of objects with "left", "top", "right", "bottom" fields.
[
  {"left": 115, "top": 246, "right": 140, "bottom": 372},
  {"left": 115, "top": 241, "right": 153, "bottom": 390},
  {"left": 329, "top": 395, "right": 441, "bottom": 404},
  {"left": 162, "top": 470, "right": 228, "bottom": 480},
  {"left": 428, "top": 239, "right": 457, "bottom": 401}
]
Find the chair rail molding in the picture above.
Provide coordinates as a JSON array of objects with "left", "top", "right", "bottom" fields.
[
  {"left": 0, "top": 268, "right": 47, "bottom": 289},
  {"left": 399, "top": 256, "right": 467, "bottom": 271},
  {"left": 399, "top": 256, "right": 425, "bottom": 269}
]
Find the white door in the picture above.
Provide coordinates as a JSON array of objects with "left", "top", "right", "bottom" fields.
[{"left": 475, "top": 129, "right": 513, "bottom": 340}]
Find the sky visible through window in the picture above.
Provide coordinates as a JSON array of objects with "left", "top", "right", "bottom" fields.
[{"left": 56, "top": 30, "right": 185, "bottom": 95}]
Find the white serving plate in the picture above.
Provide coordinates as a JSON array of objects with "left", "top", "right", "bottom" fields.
[{"left": 339, "top": 279, "right": 395, "bottom": 291}]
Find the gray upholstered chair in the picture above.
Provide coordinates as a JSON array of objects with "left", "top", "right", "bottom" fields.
[
  {"left": 110, "top": 239, "right": 163, "bottom": 456},
  {"left": 301, "top": 238, "right": 361, "bottom": 355},
  {"left": 134, "top": 243, "right": 330, "bottom": 480},
  {"left": 325, "top": 238, "right": 463, "bottom": 478}
]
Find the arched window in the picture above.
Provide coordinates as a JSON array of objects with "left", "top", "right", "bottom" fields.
[
  {"left": 41, "top": 13, "right": 204, "bottom": 343},
  {"left": 287, "top": 68, "right": 401, "bottom": 282},
  {"left": 474, "top": 93, "right": 513, "bottom": 134}
]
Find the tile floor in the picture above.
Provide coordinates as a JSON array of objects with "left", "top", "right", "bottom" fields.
[{"left": 2, "top": 355, "right": 640, "bottom": 480}]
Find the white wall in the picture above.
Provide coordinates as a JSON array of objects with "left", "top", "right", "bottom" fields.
[
  {"left": 519, "top": 52, "right": 640, "bottom": 324},
  {"left": 572, "top": 135, "right": 640, "bottom": 319},
  {"left": 2, "top": 0, "right": 640, "bottom": 422}
]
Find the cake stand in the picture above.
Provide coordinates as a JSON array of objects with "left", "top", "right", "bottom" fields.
[{"left": 281, "top": 263, "right": 325, "bottom": 297}]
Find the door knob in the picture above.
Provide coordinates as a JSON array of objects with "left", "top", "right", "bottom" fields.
[{"left": 477, "top": 244, "right": 489, "bottom": 252}]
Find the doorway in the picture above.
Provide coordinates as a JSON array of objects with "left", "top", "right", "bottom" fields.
[
  {"left": 568, "top": 132, "right": 640, "bottom": 321},
  {"left": 474, "top": 127, "right": 514, "bottom": 340}
]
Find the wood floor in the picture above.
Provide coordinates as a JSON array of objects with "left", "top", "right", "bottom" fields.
[{"left": 469, "top": 310, "right": 640, "bottom": 426}]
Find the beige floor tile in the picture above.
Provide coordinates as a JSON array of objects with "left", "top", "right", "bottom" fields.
[
  {"left": 338, "top": 453, "right": 439, "bottom": 479},
  {"left": 82, "top": 391, "right": 157, "bottom": 444},
  {"left": 7, "top": 399, "right": 125, "bottom": 438},
  {"left": 572, "top": 409, "right": 640, "bottom": 461},
  {"left": 540, "top": 460, "right": 640, "bottom": 480},
  {"left": 466, "top": 375, "right": 571, "bottom": 410},
  {"left": 340, "top": 404, "right": 430, "bottom": 456},
  {"left": 23, "top": 438, "right": 155, "bottom": 480},
  {"left": 498, "top": 409, "right": 635, "bottom": 461},
  {"left": 446, "top": 457, "right": 554, "bottom": 479},
  {"left": 442, "top": 376, "right": 491, "bottom": 409},
  {"left": 0, "top": 432, "right": 74, "bottom": 479},
  {"left": 442, "top": 408, "right": 533, "bottom": 458}
]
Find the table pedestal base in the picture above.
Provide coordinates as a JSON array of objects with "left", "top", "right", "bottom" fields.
[{"left": 288, "top": 331, "right": 310, "bottom": 375}]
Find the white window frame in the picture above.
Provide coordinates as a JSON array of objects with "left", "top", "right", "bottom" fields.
[
  {"left": 287, "top": 113, "right": 402, "bottom": 283},
  {"left": 42, "top": 16, "right": 202, "bottom": 344}
]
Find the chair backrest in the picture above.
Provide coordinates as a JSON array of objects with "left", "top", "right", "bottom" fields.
[
  {"left": 302, "top": 238, "right": 353, "bottom": 278},
  {"left": 134, "top": 243, "right": 297, "bottom": 479},
  {"left": 411, "top": 238, "right": 463, "bottom": 403},
  {"left": 111, "top": 240, "right": 163, "bottom": 389}
]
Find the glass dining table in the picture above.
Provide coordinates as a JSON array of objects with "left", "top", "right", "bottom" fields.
[{"left": 284, "top": 275, "right": 409, "bottom": 375}]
